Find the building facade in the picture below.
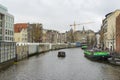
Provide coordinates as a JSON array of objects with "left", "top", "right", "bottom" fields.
[
  {"left": 116, "top": 14, "right": 120, "bottom": 54},
  {"left": 42, "top": 29, "right": 47, "bottom": 43},
  {"left": 59, "top": 33, "right": 66, "bottom": 43},
  {"left": 0, "top": 4, "right": 14, "bottom": 42},
  {"left": 100, "top": 10, "right": 120, "bottom": 51},
  {"left": 45, "top": 30, "right": 59, "bottom": 43},
  {"left": 0, "top": 42, "right": 16, "bottom": 63},
  {"left": 95, "top": 32, "right": 100, "bottom": 48},
  {"left": 42, "top": 29, "right": 66, "bottom": 43},
  {"left": 14, "top": 23, "right": 28, "bottom": 42},
  {"left": 0, "top": 4, "right": 16, "bottom": 65}
]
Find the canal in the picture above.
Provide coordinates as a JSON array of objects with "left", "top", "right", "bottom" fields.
[{"left": 0, "top": 48, "right": 120, "bottom": 80}]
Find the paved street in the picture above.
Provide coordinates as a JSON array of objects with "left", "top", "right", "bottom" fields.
[{"left": 0, "top": 48, "right": 120, "bottom": 80}]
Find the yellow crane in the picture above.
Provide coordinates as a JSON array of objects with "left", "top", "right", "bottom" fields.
[{"left": 70, "top": 21, "right": 94, "bottom": 32}]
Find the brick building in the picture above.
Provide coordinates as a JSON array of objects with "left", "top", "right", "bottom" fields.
[
  {"left": 14, "top": 23, "right": 28, "bottom": 42},
  {"left": 116, "top": 14, "right": 120, "bottom": 54}
]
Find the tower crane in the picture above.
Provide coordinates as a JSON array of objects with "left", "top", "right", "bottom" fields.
[{"left": 70, "top": 21, "right": 94, "bottom": 32}]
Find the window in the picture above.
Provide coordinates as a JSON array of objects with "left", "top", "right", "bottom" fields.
[
  {"left": 18, "top": 38, "right": 20, "bottom": 41},
  {"left": 6, "top": 30, "right": 7, "bottom": 35},
  {"left": 10, "top": 31, "right": 13, "bottom": 35},
  {"left": 0, "top": 22, "right": 2, "bottom": 27},
  {"left": 0, "top": 29, "right": 2, "bottom": 34},
  {"left": 5, "top": 37, "right": 7, "bottom": 40},
  {"left": 0, "top": 36, "right": 2, "bottom": 40}
]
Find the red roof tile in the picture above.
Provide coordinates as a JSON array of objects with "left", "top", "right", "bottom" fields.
[{"left": 14, "top": 23, "right": 28, "bottom": 33}]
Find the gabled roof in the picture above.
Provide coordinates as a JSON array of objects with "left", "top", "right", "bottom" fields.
[{"left": 14, "top": 23, "right": 28, "bottom": 33}]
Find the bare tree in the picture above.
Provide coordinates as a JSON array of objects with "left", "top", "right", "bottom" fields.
[
  {"left": 32, "top": 24, "right": 43, "bottom": 42},
  {"left": 66, "top": 29, "right": 74, "bottom": 43}
]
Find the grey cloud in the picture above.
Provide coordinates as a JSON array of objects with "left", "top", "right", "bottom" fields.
[{"left": 1, "top": 0, "right": 120, "bottom": 32}]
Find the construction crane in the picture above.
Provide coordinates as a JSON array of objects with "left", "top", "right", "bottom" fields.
[{"left": 70, "top": 21, "right": 94, "bottom": 32}]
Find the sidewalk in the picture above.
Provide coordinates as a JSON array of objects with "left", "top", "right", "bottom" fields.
[{"left": 108, "top": 52, "right": 120, "bottom": 66}]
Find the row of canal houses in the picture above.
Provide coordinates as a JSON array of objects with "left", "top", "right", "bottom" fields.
[
  {"left": 100, "top": 9, "right": 120, "bottom": 55},
  {"left": 14, "top": 23, "right": 67, "bottom": 43}
]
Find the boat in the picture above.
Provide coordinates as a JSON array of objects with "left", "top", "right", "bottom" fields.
[
  {"left": 84, "top": 49, "right": 111, "bottom": 60},
  {"left": 58, "top": 51, "right": 66, "bottom": 57},
  {"left": 81, "top": 45, "right": 88, "bottom": 49}
]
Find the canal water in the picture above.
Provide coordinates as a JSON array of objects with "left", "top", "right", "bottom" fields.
[{"left": 0, "top": 48, "right": 120, "bottom": 80}]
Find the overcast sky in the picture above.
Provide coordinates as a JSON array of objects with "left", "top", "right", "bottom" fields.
[{"left": 0, "top": 0, "right": 120, "bottom": 32}]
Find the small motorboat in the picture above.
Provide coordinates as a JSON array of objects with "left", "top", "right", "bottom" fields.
[{"left": 58, "top": 51, "right": 66, "bottom": 57}]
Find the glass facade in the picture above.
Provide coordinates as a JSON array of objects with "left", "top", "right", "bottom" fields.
[
  {"left": 0, "top": 4, "right": 15, "bottom": 64},
  {"left": 0, "top": 4, "right": 14, "bottom": 42},
  {"left": 0, "top": 42, "right": 16, "bottom": 63},
  {"left": 0, "top": 4, "right": 7, "bottom": 14}
]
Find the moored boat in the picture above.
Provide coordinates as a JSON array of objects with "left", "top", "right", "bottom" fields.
[
  {"left": 81, "top": 45, "right": 88, "bottom": 49},
  {"left": 84, "top": 49, "right": 111, "bottom": 60}
]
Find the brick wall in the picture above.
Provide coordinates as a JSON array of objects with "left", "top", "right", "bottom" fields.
[{"left": 116, "top": 14, "right": 120, "bottom": 54}]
